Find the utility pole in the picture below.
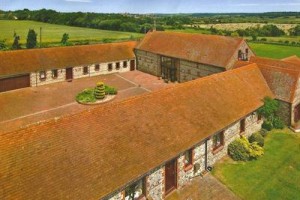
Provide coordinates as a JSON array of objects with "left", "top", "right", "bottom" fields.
[{"left": 40, "top": 27, "right": 42, "bottom": 48}]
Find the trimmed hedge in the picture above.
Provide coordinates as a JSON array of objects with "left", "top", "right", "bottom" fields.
[
  {"left": 228, "top": 137, "right": 250, "bottom": 161},
  {"left": 94, "top": 82, "right": 106, "bottom": 99},
  {"left": 249, "top": 132, "right": 264, "bottom": 147},
  {"left": 228, "top": 136, "right": 264, "bottom": 161}
]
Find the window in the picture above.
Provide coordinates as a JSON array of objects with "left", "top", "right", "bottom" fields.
[
  {"left": 258, "top": 114, "right": 262, "bottom": 121},
  {"left": 123, "top": 61, "right": 128, "bottom": 68},
  {"left": 125, "top": 179, "right": 145, "bottom": 200},
  {"left": 116, "top": 62, "right": 120, "bottom": 70},
  {"left": 238, "top": 50, "right": 243, "bottom": 60},
  {"left": 212, "top": 131, "right": 224, "bottom": 150},
  {"left": 52, "top": 69, "right": 58, "bottom": 79},
  {"left": 240, "top": 119, "right": 245, "bottom": 133},
  {"left": 95, "top": 64, "right": 100, "bottom": 71},
  {"left": 108, "top": 63, "right": 113, "bottom": 71},
  {"left": 83, "top": 66, "right": 88, "bottom": 75},
  {"left": 39, "top": 71, "right": 46, "bottom": 81},
  {"left": 184, "top": 149, "right": 193, "bottom": 168}
]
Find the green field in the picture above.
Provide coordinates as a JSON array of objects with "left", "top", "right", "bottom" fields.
[
  {"left": 249, "top": 43, "right": 300, "bottom": 59},
  {"left": 212, "top": 129, "right": 300, "bottom": 200},
  {"left": 0, "top": 20, "right": 143, "bottom": 46}
]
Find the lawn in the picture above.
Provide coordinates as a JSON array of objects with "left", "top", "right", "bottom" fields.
[
  {"left": 0, "top": 20, "right": 143, "bottom": 46},
  {"left": 249, "top": 43, "right": 300, "bottom": 59},
  {"left": 212, "top": 129, "right": 300, "bottom": 200}
]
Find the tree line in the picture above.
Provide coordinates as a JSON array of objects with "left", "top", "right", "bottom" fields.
[{"left": 0, "top": 29, "right": 70, "bottom": 50}]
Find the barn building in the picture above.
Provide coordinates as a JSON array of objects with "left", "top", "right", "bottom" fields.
[
  {"left": 0, "top": 41, "right": 136, "bottom": 92},
  {"left": 234, "top": 56, "right": 300, "bottom": 129},
  {"left": 0, "top": 65, "right": 273, "bottom": 200},
  {"left": 134, "top": 31, "right": 254, "bottom": 83}
]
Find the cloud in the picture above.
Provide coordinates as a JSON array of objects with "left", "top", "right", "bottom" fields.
[{"left": 65, "top": 0, "right": 92, "bottom": 3}]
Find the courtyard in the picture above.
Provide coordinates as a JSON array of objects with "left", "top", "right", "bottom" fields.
[{"left": 0, "top": 70, "right": 173, "bottom": 134}]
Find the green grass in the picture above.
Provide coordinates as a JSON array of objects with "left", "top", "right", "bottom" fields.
[
  {"left": 212, "top": 129, "right": 300, "bottom": 200},
  {"left": 0, "top": 20, "right": 143, "bottom": 46},
  {"left": 249, "top": 43, "right": 300, "bottom": 59}
]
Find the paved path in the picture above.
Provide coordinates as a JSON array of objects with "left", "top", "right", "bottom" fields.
[
  {"left": 166, "top": 173, "right": 239, "bottom": 200},
  {"left": 0, "top": 71, "right": 173, "bottom": 134}
]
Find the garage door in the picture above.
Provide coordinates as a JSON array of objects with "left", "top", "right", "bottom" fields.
[{"left": 0, "top": 74, "right": 30, "bottom": 92}]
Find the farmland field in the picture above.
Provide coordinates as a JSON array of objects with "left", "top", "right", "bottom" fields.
[
  {"left": 0, "top": 20, "right": 143, "bottom": 46},
  {"left": 249, "top": 43, "right": 300, "bottom": 59}
]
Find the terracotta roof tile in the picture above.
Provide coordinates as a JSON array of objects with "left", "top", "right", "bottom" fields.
[
  {"left": 250, "top": 56, "right": 300, "bottom": 71},
  {"left": 0, "top": 41, "right": 137, "bottom": 77},
  {"left": 135, "top": 31, "right": 244, "bottom": 68},
  {"left": 281, "top": 55, "right": 300, "bottom": 65},
  {"left": 0, "top": 65, "right": 273, "bottom": 200}
]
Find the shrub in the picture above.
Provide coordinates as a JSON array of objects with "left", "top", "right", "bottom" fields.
[
  {"left": 262, "top": 120, "right": 273, "bottom": 131},
  {"left": 76, "top": 88, "right": 96, "bottom": 103},
  {"left": 94, "top": 82, "right": 106, "bottom": 99},
  {"left": 249, "top": 132, "right": 264, "bottom": 147},
  {"left": 249, "top": 142, "right": 264, "bottom": 159},
  {"left": 273, "top": 117, "right": 285, "bottom": 129},
  {"left": 259, "top": 129, "right": 268, "bottom": 137},
  {"left": 228, "top": 136, "right": 250, "bottom": 161},
  {"left": 104, "top": 85, "right": 117, "bottom": 95}
]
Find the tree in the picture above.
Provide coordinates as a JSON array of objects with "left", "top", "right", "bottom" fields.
[
  {"left": 0, "top": 39, "right": 8, "bottom": 50},
  {"left": 26, "top": 29, "right": 37, "bottom": 49},
  {"left": 289, "top": 25, "right": 300, "bottom": 36},
  {"left": 60, "top": 33, "right": 69, "bottom": 46},
  {"left": 258, "top": 97, "right": 279, "bottom": 122},
  {"left": 12, "top": 32, "right": 21, "bottom": 50}
]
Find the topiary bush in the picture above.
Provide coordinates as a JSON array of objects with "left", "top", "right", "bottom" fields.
[
  {"left": 94, "top": 82, "right": 106, "bottom": 99},
  {"left": 273, "top": 117, "right": 285, "bottom": 129},
  {"left": 249, "top": 132, "right": 264, "bottom": 147},
  {"left": 228, "top": 136, "right": 250, "bottom": 161},
  {"left": 262, "top": 120, "right": 273, "bottom": 131}
]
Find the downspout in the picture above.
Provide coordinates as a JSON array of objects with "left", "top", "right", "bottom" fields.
[
  {"left": 35, "top": 71, "right": 38, "bottom": 87},
  {"left": 205, "top": 139, "right": 208, "bottom": 170}
]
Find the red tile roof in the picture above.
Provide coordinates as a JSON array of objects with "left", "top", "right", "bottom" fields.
[
  {"left": 250, "top": 56, "right": 300, "bottom": 71},
  {"left": 135, "top": 31, "right": 245, "bottom": 69},
  {"left": 257, "top": 64, "right": 300, "bottom": 103},
  {"left": 0, "top": 41, "right": 137, "bottom": 77},
  {"left": 0, "top": 65, "right": 273, "bottom": 200},
  {"left": 281, "top": 55, "right": 300, "bottom": 65}
]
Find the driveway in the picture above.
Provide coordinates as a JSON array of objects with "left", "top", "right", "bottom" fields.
[{"left": 0, "top": 70, "right": 173, "bottom": 134}]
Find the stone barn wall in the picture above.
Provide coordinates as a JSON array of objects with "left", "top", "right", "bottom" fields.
[
  {"left": 179, "top": 60, "right": 224, "bottom": 82},
  {"left": 135, "top": 50, "right": 160, "bottom": 76}
]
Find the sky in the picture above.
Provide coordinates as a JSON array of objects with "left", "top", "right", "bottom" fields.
[{"left": 0, "top": 0, "right": 300, "bottom": 13}]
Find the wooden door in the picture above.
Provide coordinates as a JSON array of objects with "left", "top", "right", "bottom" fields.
[
  {"left": 165, "top": 159, "right": 177, "bottom": 195},
  {"left": 294, "top": 104, "right": 300, "bottom": 123},
  {"left": 130, "top": 60, "right": 135, "bottom": 71},
  {"left": 0, "top": 74, "right": 30, "bottom": 92},
  {"left": 66, "top": 68, "right": 73, "bottom": 80}
]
